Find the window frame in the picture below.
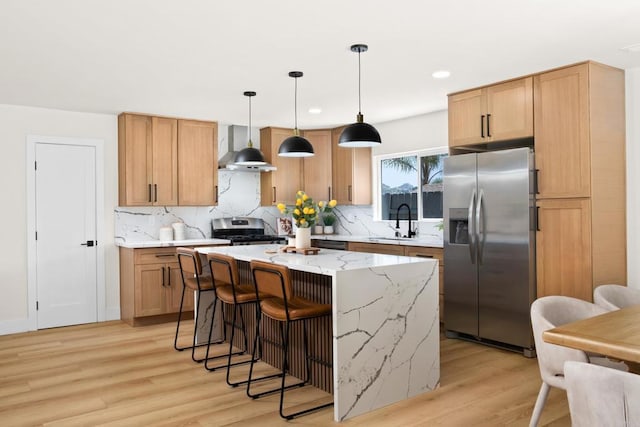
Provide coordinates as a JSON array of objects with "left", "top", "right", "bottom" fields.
[{"left": 373, "top": 146, "right": 448, "bottom": 223}]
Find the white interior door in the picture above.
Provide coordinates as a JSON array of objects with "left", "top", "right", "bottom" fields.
[{"left": 35, "top": 143, "right": 97, "bottom": 329}]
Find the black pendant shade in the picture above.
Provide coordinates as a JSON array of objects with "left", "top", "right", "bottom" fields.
[
  {"left": 339, "top": 44, "right": 381, "bottom": 148},
  {"left": 278, "top": 134, "right": 315, "bottom": 157},
  {"left": 278, "top": 71, "right": 314, "bottom": 157},
  {"left": 235, "top": 91, "right": 267, "bottom": 165}
]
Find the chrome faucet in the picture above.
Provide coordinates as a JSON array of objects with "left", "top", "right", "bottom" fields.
[{"left": 395, "top": 203, "right": 415, "bottom": 238}]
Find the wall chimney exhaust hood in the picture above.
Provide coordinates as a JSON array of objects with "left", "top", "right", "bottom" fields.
[{"left": 218, "top": 125, "right": 276, "bottom": 172}]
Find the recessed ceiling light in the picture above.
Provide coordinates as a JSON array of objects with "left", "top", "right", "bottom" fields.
[
  {"left": 432, "top": 70, "right": 451, "bottom": 79},
  {"left": 621, "top": 43, "right": 640, "bottom": 53},
  {"left": 308, "top": 107, "right": 322, "bottom": 114}
]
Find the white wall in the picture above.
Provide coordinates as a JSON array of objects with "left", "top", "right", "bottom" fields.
[
  {"left": 626, "top": 68, "right": 640, "bottom": 289},
  {"left": 372, "top": 110, "right": 449, "bottom": 156},
  {"left": 0, "top": 104, "right": 119, "bottom": 333}
]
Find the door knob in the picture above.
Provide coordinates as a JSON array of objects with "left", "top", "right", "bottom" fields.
[{"left": 80, "top": 240, "right": 96, "bottom": 247}]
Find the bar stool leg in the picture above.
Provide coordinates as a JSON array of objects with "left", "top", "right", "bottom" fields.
[{"left": 173, "top": 283, "right": 188, "bottom": 351}]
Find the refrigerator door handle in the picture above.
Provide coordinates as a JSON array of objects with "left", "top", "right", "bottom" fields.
[
  {"left": 476, "top": 189, "right": 485, "bottom": 265},
  {"left": 468, "top": 189, "right": 477, "bottom": 264}
]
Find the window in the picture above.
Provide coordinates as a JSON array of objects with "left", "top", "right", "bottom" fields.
[{"left": 377, "top": 149, "right": 447, "bottom": 221}]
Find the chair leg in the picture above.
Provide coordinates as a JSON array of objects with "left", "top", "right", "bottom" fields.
[
  {"left": 529, "top": 382, "right": 551, "bottom": 427},
  {"left": 279, "top": 319, "right": 332, "bottom": 420},
  {"left": 173, "top": 284, "right": 187, "bottom": 351},
  {"left": 225, "top": 303, "right": 256, "bottom": 387},
  {"left": 191, "top": 292, "right": 211, "bottom": 363}
]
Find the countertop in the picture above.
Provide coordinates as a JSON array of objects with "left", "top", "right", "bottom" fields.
[
  {"left": 115, "top": 238, "right": 230, "bottom": 249},
  {"left": 197, "top": 243, "right": 433, "bottom": 275},
  {"left": 311, "top": 234, "right": 443, "bottom": 248}
]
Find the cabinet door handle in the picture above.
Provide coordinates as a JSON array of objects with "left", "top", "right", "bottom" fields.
[
  {"left": 148, "top": 184, "right": 152, "bottom": 203},
  {"left": 348, "top": 185, "right": 352, "bottom": 202},
  {"left": 167, "top": 266, "right": 171, "bottom": 287},
  {"left": 161, "top": 266, "right": 166, "bottom": 287},
  {"left": 328, "top": 186, "right": 331, "bottom": 201},
  {"left": 534, "top": 169, "right": 540, "bottom": 194},
  {"left": 480, "top": 115, "right": 485, "bottom": 138},
  {"left": 272, "top": 187, "right": 276, "bottom": 204},
  {"left": 155, "top": 254, "right": 175, "bottom": 258},
  {"left": 154, "top": 184, "right": 158, "bottom": 202},
  {"left": 214, "top": 185, "right": 218, "bottom": 203},
  {"left": 536, "top": 206, "right": 541, "bottom": 231},
  {"left": 414, "top": 254, "right": 434, "bottom": 258},
  {"left": 486, "top": 113, "right": 491, "bottom": 137}
]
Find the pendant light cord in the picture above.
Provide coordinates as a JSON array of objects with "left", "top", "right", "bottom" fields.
[
  {"left": 294, "top": 76, "right": 298, "bottom": 130},
  {"left": 248, "top": 95, "right": 252, "bottom": 146},
  {"left": 358, "top": 49, "right": 362, "bottom": 115}
]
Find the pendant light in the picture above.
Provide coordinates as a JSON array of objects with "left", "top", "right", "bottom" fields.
[
  {"left": 278, "top": 71, "right": 314, "bottom": 157},
  {"left": 234, "top": 91, "right": 267, "bottom": 165},
  {"left": 339, "top": 44, "right": 381, "bottom": 147}
]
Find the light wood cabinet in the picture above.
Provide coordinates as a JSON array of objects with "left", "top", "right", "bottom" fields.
[
  {"left": 331, "top": 127, "right": 372, "bottom": 205},
  {"left": 119, "top": 114, "right": 178, "bottom": 206},
  {"left": 120, "top": 246, "right": 195, "bottom": 326},
  {"left": 302, "top": 129, "right": 333, "bottom": 201},
  {"left": 177, "top": 120, "right": 218, "bottom": 205},
  {"left": 448, "top": 77, "right": 533, "bottom": 147},
  {"left": 347, "top": 241, "right": 406, "bottom": 256},
  {"left": 533, "top": 62, "right": 627, "bottom": 300},
  {"left": 118, "top": 113, "right": 217, "bottom": 207},
  {"left": 260, "top": 127, "right": 304, "bottom": 206},
  {"left": 535, "top": 199, "right": 593, "bottom": 301}
]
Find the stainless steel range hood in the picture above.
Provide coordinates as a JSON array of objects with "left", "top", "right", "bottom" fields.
[{"left": 218, "top": 125, "right": 276, "bottom": 172}]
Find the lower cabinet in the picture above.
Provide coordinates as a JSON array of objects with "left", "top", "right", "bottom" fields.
[
  {"left": 120, "top": 246, "right": 195, "bottom": 326},
  {"left": 347, "top": 242, "right": 444, "bottom": 321}
]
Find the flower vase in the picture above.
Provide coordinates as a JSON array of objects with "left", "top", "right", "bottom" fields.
[
  {"left": 295, "top": 227, "right": 311, "bottom": 249},
  {"left": 324, "top": 225, "right": 334, "bottom": 234}
]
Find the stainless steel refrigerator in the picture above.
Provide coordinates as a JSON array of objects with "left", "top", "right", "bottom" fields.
[{"left": 443, "top": 147, "right": 536, "bottom": 357}]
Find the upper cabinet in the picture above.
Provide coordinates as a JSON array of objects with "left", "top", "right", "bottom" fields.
[
  {"left": 534, "top": 64, "right": 591, "bottom": 199},
  {"left": 331, "top": 127, "right": 372, "bottom": 205},
  {"left": 119, "top": 114, "right": 178, "bottom": 206},
  {"left": 118, "top": 113, "right": 217, "bottom": 206},
  {"left": 448, "top": 77, "right": 533, "bottom": 147},
  {"left": 177, "top": 120, "right": 218, "bottom": 205},
  {"left": 260, "top": 127, "right": 303, "bottom": 206},
  {"left": 302, "top": 129, "right": 333, "bottom": 201}
]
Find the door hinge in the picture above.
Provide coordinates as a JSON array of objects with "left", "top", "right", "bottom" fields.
[{"left": 36, "top": 301, "right": 39, "bottom": 310}]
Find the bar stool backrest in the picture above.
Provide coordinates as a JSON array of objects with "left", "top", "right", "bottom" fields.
[
  {"left": 176, "top": 247, "right": 203, "bottom": 276},
  {"left": 250, "top": 260, "right": 293, "bottom": 301},
  {"left": 208, "top": 253, "right": 239, "bottom": 287}
]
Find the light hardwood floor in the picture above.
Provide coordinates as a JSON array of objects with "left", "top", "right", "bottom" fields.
[{"left": 0, "top": 321, "right": 570, "bottom": 426}]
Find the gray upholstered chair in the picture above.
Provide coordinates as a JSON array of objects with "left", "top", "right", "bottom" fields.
[
  {"left": 529, "top": 296, "right": 628, "bottom": 427},
  {"left": 565, "top": 361, "right": 640, "bottom": 426},
  {"left": 594, "top": 284, "right": 640, "bottom": 311}
]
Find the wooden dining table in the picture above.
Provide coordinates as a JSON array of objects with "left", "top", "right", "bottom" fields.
[{"left": 543, "top": 304, "right": 640, "bottom": 364}]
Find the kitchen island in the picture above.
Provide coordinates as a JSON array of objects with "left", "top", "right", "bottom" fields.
[{"left": 197, "top": 244, "right": 439, "bottom": 422}]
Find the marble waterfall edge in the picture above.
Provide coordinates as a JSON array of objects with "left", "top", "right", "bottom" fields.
[{"left": 333, "top": 261, "right": 440, "bottom": 421}]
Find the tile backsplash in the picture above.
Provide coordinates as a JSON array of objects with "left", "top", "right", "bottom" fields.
[{"left": 115, "top": 170, "right": 443, "bottom": 243}]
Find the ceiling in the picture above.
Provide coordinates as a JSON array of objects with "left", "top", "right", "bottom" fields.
[{"left": 1, "top": 0, "right": 639, "bottom": 129}]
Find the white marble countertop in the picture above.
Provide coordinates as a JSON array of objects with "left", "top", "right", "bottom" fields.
[
  {"left": 115, "top": 238, "right": 230, "bottom": 249},
  {"left": 197, "top": 243, "right": 433, "bottom": 275},
  {"left": 311, "top": 234, "right": 443, "bottom": 248}
]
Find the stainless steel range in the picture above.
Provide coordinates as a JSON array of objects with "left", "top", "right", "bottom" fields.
[{"left": 211, "top": 217, "right": 285, "bottom": 245}]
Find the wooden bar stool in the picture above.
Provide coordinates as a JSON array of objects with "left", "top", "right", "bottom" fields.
[
  {"left": 205, "top": 253, "right": 262, "bottom": 385},
  {"left": 247, "top": 260, "right": 333, "bottom": 420},
  {"left": 174, "top": 247, "right": 228, "bottom": 363}
]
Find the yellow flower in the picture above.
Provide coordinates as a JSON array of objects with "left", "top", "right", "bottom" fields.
[
  {"left": 299, "top": 218, "right": 306, "bottom": 225},
  {"left": 294, "top": 208, "right": 300, "bottom": 216},
  {"left": 296, "top": 198, "right": 302, "bottom": 206},
  {"left": 277, "top": 203, "right": 286, "bottom": 210},
  {"left": 302, "top": 194, "right": 309, "bottom": 201},
  {"left": 318, "top": 201, "right": 324, "bottom": 208},
  {"left": 328, "top": 200, "right": 337, "bottom": 208},
  {"left": 308, "top": 208, "right": 315, "bottom": 215},
  {"left": 303, "top": 207, "right": 310, "bottom": 214},
  {"left": 297, "top": 190, "right": 304, "bottom": 197}
]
